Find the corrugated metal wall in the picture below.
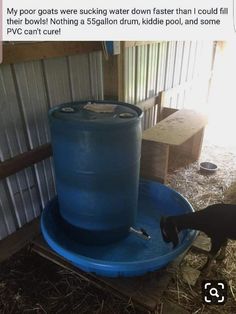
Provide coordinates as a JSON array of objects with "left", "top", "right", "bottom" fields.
[
  {"left": 0, "top": 51, "right": 103, "bottom": 240},
  {"left": 0, "top": 42, "right": 214, "bottom": 240},
  {"left": 124, "top": 41, "right": 214, "bottom": 129}
]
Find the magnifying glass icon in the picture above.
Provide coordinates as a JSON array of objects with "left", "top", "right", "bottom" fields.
[{"left": 209, "top": 287, "right": 219, "bottom": 298}]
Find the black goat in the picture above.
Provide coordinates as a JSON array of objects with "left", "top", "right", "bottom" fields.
[{"left": 160, "top": 203, "right": 236, "bottom": 270}]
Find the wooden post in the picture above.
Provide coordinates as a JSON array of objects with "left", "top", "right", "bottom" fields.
[
  {"left": 103, "top": 54, "right": 119, "bottom": 100},
  {"left": 118, "top": 42, "right": 125, "bottom": 102}
]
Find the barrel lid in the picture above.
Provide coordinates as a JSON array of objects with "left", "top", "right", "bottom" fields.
[{"left": 49, "top": 101, "right": 142, "bottom": 124}]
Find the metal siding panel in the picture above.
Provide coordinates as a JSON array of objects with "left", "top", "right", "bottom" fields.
[
  {"left": 173, "top": 41, "right": 184, "bottom": 87},
  {"left": 191, "top": 41, "right": 214, "bottom": 109},
  {"left": 43, "top": 57, "right": 72, "bottom": 107},
  {"left": 124, "top": 48, "right": 129, "bottom": 102},
  {"left": 14, "top": 61, "right": 50, "bottom": 147},
  {"left": 178, "top": 90, "right": 185, "bottom": 108},
  {"left": 136, "top": 45, "right": 148, "bottom": 102},
  {"left": 156, "top": 42, "right": 162, "bottom": 93},
  {"left": 184, "top": 86, "right": 193, "bottom": 108},
  {"left": 124, "top": 47, "right": 136, "bottom": 104},
  {"left": 186, "top": 41, "right": 197, "bottom": 82},
  {"left": 154, "top": 43, "right": 159, "bottom": 93},
  {"left": 14, "top": 60, "right": 55, "bottom": 207},
  {"left": 44, "top": 157, "right": 56, "bottom": 198},
  {"left": 124, "top": 41, "right": 213, "bottom": 114},
  {"left": 69, "top": 51, "right": 103, "bottom": 101},
  {"left": 157, "top": 42, "right": 167, "bottom": 92},
  {"left": 5, "top": 176, "right": 28, "bottom": 227},
  {"left": 171, "top": 41, "right": 177, "bottom": 88},
  {"left": 130, "top": 48, "right": 136, "bottom": 104},
  {"left": 69, "top": 53, "right": 91, "bottom": 100},
  {"left": 7, "top": 169, "right": 40, "bottom": 224},
  {"left": 180, "top": 41, "right": 191, "bottom": 84},
  {"left": 153, "top": 43, "right": 160, "bottom": 95},
  {"left": 134, "top": 46, "right": 139, "bottom": 102},
  {"left": 146, "top": 43, "right": 158, "bottom": 98},
  {"left": 0, "top": 64, "right": 41, "bottom": 230},
  {"left": 0, "top": 64, "right": 28, "bottom": 158},
  {"left": 0, "top": 50, "right": 104, "bottom": 239},
  {"left": 0, "top": 208, "right": 11, "bottom": 240},
  {"left": 135, "top": 46, "right": 140, "bottom": 102},
  {"left": 191, "top": 41, "right": 200, "bottom": 80},
  {"left": 165, "top": 41, "right": 176, "bottom": 90},
  {"left": 199, "top": 42, "right": 214, "bottom": 77},
  {"left": 89, "top": 51, "right": 104, "bottom": 100},
  {"left": 0, "top": 181, "right": 16, "bottom": 239},
  {"left": 131, "top": 48, "right": 136, "bottom": 103},
  {"left": 142, "top": 46, "right": 148, "bottom": 100},
  {"left": 164, "top": 42, "right": 170, "bottom": 90}
]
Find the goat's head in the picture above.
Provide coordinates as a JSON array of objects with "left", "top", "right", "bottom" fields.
[{"left": 160, "top": 216, "right": 179, "bottom": 249}]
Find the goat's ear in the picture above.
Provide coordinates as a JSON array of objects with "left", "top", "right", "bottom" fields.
[{"left": 172, "top": 225, "right": 179, "bottom": 249}]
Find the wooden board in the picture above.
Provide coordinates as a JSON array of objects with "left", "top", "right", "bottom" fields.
[
  {"left": 31, "top": 234, "right": 187, "bottom": 313},
  {"left": 140, "top": 140, "right": 169, "bottom": 183},
  {"left": 103, "top": 54, "right": 119, "bottom": 100},
  {"left": 142, "top": 109, "right": 207, "bottom": 146},
  {"left": 3, "top": 42, "right": 102, "bottom": 64},
  {"left": 136, "top": 95, "right": 159, "bottom": 112},
  {"left": 0, "top": 143, "right": 52, "bottom": 179},
  {"left": 0, "top": 218, "right": 40, "bottom": 263},
  {"left": 124, "top": 41, "right": 160, "bottom": 48},
  {"left": 161, "top": 107, "right": 178, "bottom": 120}
]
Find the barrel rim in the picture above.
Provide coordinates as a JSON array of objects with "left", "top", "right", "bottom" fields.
[{"left": 48, "top": 100, "right": 143, "bottom": 126}]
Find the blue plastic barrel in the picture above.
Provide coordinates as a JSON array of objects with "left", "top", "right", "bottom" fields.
[{"left": 49, "top": 100, "right": 143, "bottom": 245}]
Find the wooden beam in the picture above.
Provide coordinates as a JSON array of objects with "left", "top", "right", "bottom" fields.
[
  {"left": 2, "top": 41, "right": 102, "bottom": 64},
  {"left": 124, "top": 41, "right": 161, "bottom": 48},
  {"left": 0, "top": 217, "right": 40, "bottom": 263},
  {"left": 118, "top": 42, "right": 125, "bottom": 102},
  {"left": 0, "top": 143, "right": 52, "bottom": 179},
  {"left": 103, "top": 54, "right": 119, "bottom": 100},
  {"left": 136, "top": 95, "right": 159, "bottom": 111}
]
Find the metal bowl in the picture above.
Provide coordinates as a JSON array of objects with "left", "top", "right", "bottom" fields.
[{"left": 200, "top": 161, "right": 218, "bottom": 174}]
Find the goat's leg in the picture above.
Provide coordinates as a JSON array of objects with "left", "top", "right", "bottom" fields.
[
  {"left": 215, "top": 239, "right": 228, "bottom": 261},
  {"left": 200, "top": 237, "right": 226, "bottom": 272}
]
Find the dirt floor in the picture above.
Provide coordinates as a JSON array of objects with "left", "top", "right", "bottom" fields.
[
  {"left": 0, "top": 249, "right": 142, "bottom": 314},
  {"left": 0, "top": 141, "right": 236, "bottom": 313}
]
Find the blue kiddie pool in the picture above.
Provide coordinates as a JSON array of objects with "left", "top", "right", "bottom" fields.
[{"left": 41, "top": 179, "right": 197, "bottom": 277}]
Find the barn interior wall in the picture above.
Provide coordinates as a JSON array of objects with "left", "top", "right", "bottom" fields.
[
  {"left": 0, "top": 50, "right": 104, "bottom": 240},
  {"left": 0, "top": 41, "right": 215, "bottom": 240},
  {"left": 124, "top": 41, "right": 214, "bottom": 130}
]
